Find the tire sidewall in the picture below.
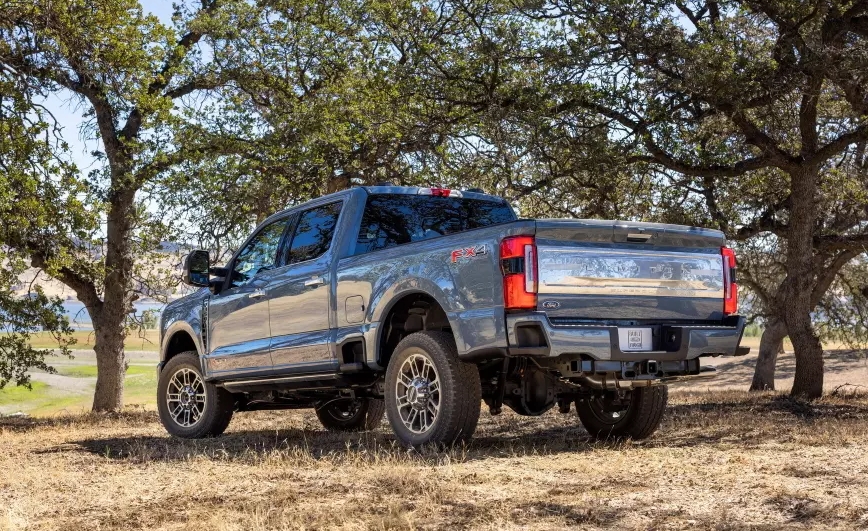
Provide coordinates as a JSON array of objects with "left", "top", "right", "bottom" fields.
[
  {"left": 386, "top": 334, "right": 467, "bottom": 447},
  {"left": 584, "top": 396, "right": 639, "bottom": 431},
  {"left": 576, "top": 386, "right": 667, "bottom": 440},
  {"left": 315, "top": 398, "right": 384, "bottom": 432}
]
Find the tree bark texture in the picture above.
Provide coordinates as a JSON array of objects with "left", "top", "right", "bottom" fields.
[
  {"left": 782, "top": 167, "right": 825, "bottom": 398},
  {"left": 749, "top": 319, "right": 787, "bottom": 391}
]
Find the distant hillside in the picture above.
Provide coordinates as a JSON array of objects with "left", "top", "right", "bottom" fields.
[{"left": 13, "top": 244, "right": 192, "bottom": 302}]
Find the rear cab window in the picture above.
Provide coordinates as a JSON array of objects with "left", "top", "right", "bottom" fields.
[
  {"left": 281, "top": 201, "right": 342, "bottom": 265},
  {"left": 355, "top": 194, "right": 516, "bottom": 255}
]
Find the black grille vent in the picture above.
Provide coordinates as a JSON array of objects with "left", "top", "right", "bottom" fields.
[{"left": 201, "top": 298, "right": 209, "bottom": 353}]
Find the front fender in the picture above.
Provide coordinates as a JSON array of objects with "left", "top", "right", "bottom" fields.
[{"left": 159, "top": 320, "right": 203, "bottom": 363}]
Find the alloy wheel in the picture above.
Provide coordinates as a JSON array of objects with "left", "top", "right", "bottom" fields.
[
  {"left": 395, "top": 352, "right": 441, "bottom": 434},
  {"left": 165, "top": 368, "right": 207, "bottom": 427}
]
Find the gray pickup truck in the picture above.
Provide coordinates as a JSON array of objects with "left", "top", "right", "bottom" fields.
[{"left": 158, "top": 185, "right": 746, "bottom": 446}]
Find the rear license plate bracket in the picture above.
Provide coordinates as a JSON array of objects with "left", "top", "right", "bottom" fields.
[{"left": 618, "top": 327, "right": 653, "bottom": 351}]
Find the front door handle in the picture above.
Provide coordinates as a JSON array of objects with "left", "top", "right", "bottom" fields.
[
  {"left": 304, "top": 276, "right": 325, "bottom": 287},
  {"left": 249, "top": 289, "right": 266, "bottom": 299}
]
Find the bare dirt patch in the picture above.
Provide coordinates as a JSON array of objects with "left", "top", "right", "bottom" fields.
[
  {"left": 690, "top": 344, "right": 867, "bottom": 393},
  {"left": 2, "top": 391, "right": 867, "bottom": 530}
]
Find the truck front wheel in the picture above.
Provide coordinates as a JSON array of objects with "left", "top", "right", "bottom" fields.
[
  {"left": 576, "top": 386, "right": 668, "bottom": 440},
  {"left": 384, "top": 331, "right": 481, "bottom": 447},
  {"left": 157, "top": 351, "right": 235, "bottom": 438}
]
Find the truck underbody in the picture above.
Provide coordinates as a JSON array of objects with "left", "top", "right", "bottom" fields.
[{"left": 220, "top": 340, "right": 729, "bottom": 419}]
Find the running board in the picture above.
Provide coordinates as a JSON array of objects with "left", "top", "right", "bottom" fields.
[
  {"left": 218, "top": 371, "right": 378, "bottom": 392},
  {"left": 219, "top": 373, "right": 339, "bottom": 392}
]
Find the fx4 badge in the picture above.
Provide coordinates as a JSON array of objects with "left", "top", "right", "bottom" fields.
[{"left": 451, "top": 244, "right": 487, "bottom": 263}]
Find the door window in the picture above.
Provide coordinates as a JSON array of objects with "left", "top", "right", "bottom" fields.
[
  {"left": 283, "top": 201, "right": 342, "bottom": 265},
  {"left": 230, "top": 218, "right": 290, "bottom": 288}
]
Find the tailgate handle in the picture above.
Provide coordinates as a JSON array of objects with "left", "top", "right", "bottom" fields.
[{"left": 627, "top": 233, "right": 652, "bottom": 242}]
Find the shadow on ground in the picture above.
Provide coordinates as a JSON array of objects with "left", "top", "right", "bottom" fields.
[{"left": 5, "top": 392, "right": 866, "bottom": 465}]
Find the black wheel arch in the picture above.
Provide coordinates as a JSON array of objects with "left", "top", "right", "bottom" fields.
[
  {"left": 160, "top": 326, "right": 200, "bottom": 370},
  {"left": 376, "top": 291, "right": 454, "bottom": 370}
]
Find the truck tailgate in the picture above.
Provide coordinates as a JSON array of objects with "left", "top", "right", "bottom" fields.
[{"left": 534, "top": 220, "right": 727, "bottom": 321}]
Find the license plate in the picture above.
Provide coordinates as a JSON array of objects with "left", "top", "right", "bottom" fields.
[{"left": 618, "top": 327, "right": 652, "bottom": 351}]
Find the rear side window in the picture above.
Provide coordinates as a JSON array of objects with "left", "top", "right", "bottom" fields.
[
  {"left": 284, "top": 201, "right": 342, "bottom": 264},
  {"left": 355, "top": 194, "right": 515, "bottom": 254}
]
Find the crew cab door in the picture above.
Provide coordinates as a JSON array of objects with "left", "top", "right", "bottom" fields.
[
  {"left": 204, "top": 216, "right": 291, "bottom": 379},
  {"left": 267, "top": 200, "right": 342, "bottom": 373}
]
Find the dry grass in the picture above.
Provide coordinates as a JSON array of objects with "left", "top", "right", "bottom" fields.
[
  {"left": 20, "top": 330, "right": 161, "bottom": 352},
  {"left": 2, "top": 391, "right": 868, "bottom": 530}
]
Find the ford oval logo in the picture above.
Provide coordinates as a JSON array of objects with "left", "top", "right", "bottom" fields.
[{"left": 542, "top": 300, "right": 560, "bottom": 310}]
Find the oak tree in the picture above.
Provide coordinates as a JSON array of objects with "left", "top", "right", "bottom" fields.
[{"left": 526, "top": 0, "right": 868, "bottom": 397}]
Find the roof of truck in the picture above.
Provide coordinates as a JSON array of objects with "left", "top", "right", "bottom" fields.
[{"left": 361, "top": 185, "right": 506, "bottom": 203}]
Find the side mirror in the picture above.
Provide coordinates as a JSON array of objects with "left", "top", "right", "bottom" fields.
[{"left": 183, "top": 250, "right": 211, "bottom": 287}]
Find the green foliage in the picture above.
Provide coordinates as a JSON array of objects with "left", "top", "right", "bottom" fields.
[
  {"left": 0, "top": 74, "right": 83, "bottom": 389},
  {"left": 815, "top": 257, "right": 868, "bottom": 348},
  {"left": 513, "top": 1, "right": 868, "bottom": 346},
  {"left": 139, "top": 309, "right": 159, "bottom": 331},
  {"left": 0, "top": 0, "right": 266, "bottom": 408},
  {"left": 0, "top": 253, "right": 74, "bottom": 389},
  {"left": 743, "top": 324, "right": 762, "bottom": 338}
]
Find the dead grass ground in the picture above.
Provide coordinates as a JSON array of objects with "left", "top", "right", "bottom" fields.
[
  {"left": 2, "top": 391, "right": 868, "bottom": 531},
  {"left": 689, "top": 347, "right": 868, "bottom": 394}
]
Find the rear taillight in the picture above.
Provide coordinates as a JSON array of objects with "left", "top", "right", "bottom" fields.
[
  {"left": 721, "top": 246, "right": 738, "bottom": 315},
  {"left": 501, "top": 236, "right": 537, "bottom": 309}
]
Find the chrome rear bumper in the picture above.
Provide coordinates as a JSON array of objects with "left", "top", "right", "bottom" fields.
[{"left": 506, "top": 312, "right": 747, "bottom": 361}]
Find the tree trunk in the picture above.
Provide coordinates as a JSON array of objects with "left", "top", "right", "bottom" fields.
[
  {"left": 782, "top": 167, "right": 824, "bottom": 399},
  {"left": 92, "top": 186, "right": 137, "bottom": 412},
  {"left": 749, "top": 319, "right": 787, "bottom": 391},
  {"left": 92, "top": 314, "right": 127, "bottom": 411},
  {"left": 788, "top": 318, "right": 824, "bottom": 398}
]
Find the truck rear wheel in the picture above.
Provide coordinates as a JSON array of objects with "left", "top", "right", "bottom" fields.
[
  {"left": 315, "top": 397, "right": 385, "bottom": 432},
  {"left": 384, "top": 331, "right": 481, "bottom": 447},
  {"left": 157, "top": 351, "right": 235, "bottom": 438},
  {"left": 576, "top": 386, "right": 668, "bottom": 440}
]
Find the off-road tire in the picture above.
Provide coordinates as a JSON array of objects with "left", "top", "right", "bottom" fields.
[
  {"left": 315, "top": 398, "right": 385, "bottom": 432},
  {"left": 157, "top": 351, "right": 235, "bottom": 438},
  {"left": 576, "top": 385, "right": 668, "bottom": 440},
  {"left": 385, "top": 331, "right": 481, "bottom": 447}
]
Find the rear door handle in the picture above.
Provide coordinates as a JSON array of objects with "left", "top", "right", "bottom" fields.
[
  {"left": 304, "top": 276, "right": 325, "bottom": 287},
  {"left": 249, "top": 289, "right": 266, "bottom": 299}
]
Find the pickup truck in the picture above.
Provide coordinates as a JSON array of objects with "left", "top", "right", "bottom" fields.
[{"left": 157, "top": 185, "right": 746, "bottom": 446}]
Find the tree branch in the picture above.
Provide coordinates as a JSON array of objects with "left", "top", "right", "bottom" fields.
[
  {"left": 815, "top": 232, "right": 868, "bottom": 252},
  {"left": 119, "top": 0, "right": 219, "bottom": 141},
  {"left": 811, "top": 124, "right": 868, "bottom": 165},
  {"left": 799, "top": 76, "right": 823, "bottom": 156},
  {"left": 811, "top": 249, "right": 861, "bottom": 307},
  {"left": 29, "top": 253, "right": 103, "bottom": 318},
  {"left": 721, "top": 106, "right": 796, "bottom": 167}
]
